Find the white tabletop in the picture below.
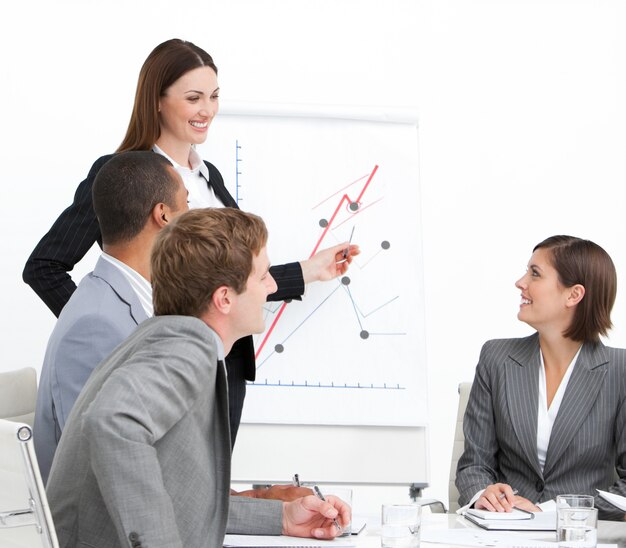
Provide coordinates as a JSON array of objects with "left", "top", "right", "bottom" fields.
[{"left": 352, "top": 513, "right": 626, "bottom": 548}]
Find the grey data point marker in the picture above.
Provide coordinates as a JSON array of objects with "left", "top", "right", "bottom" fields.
[
  {"left": 381, "top": 240, "right": 391, "bottom": 250},
  {"left": 349, "top": 202, "right": 359, "bottom": 211},
  {"left": 341, "top": 276, "right": 351, "bottom": 285},
  {"left": 275, "top": 344, "right": 284, "bottom": 353},
  {"left": 319, "top": 219, "right": 328, "bottom": 227},
  {"left": 360, "top": 330, "right": 370, "bottom": 339}
]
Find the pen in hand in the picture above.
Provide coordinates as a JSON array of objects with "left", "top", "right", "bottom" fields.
[
  {"left": 341, "top": 226, "right": 355, "bottom": 261},
  {"left": 313, "top": 485, "right": 343, "bottom": 533},
  {"left": 292, "top": 473, "right": 300, "bottom": 487},
  {"left": 497, "top": 488, "right": 533, "bottom": 516}
]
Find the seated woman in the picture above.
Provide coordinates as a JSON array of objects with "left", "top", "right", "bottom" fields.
[{"left": 456, "top": 235, "right": 626, "bottom": 520}]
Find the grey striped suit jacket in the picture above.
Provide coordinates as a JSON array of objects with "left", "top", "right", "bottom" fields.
[
  {"left": 456, "top": 334, "right": 626, "bottom": 520},
  {"left": 47, "top": 316, "right": 282, "bottom": 548}
]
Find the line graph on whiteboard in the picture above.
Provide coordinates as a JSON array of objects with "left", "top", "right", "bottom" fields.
[
  {"left": 203, "top": 113, "right": 426, "bottom": 426},
  {"left": 253, "top": 163, "right": 407, "bottom": 389}
]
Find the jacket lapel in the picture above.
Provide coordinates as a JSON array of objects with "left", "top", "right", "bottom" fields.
[
  {"left": 92, "top": 257, "right": 149, "bottom": 326},
  {"left": 542, "top": 342, "right": 608, "bottom": 477},
  {"left": 201, "top": 162, "right": 238, "bottom": 209},
  {"left": 505, "top": 334, "right": 543, "bottom": 478}
]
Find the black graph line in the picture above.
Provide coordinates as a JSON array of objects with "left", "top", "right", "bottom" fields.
[
  {"left": 263, "top": 302, "right": 284, "bottom": 314},
  {"left": 256, "top": 284, "right": 343, "bottom": 370},
  {"left": 344, "top": 285, "right": 364, "bottom": 331},
  {"left": 340, "top": 289, "right": 400, "bottom": 319}
]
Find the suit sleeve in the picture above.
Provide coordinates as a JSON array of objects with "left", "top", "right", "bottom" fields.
[
  {"left": 82, "top": 334, "right": 217, "bottom": 548},
  {"left": 22, "top": 155, "right": 111, "bottom": 317},
  {"left": 597, "top": 359, "right": 626, "bottom": 520},
  {"left": 456, "top": 343, "right": 500, "bottom": 506},
  {"left": 268, "top": 263, "right": 305, "bottom": 302},
  {"left": 205, "top": 161, "right": 306, "bottom": 303},
  {"left": 227, "top": 496, "right": 283, "bottom": 535}
]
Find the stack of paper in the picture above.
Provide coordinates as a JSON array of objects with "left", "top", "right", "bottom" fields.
[
  {"left": 223, "top": 535, "right": 356, "bottom": 547},
  {"left": 466, "top": 508, "right": 534, "bottom": 521},
  {"left": 597, "top": 489, "right": 626, "bottom": 511},
  {"left": 463, "top": 509, "right": 557, "bottom": 531}
]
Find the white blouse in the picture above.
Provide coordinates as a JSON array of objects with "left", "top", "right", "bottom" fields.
[
  {"left": 536, "top": 345, "right": 582, "bottom": 471},
  {"left": 153, "top": 144, "right": 224, "bottom": 209}
]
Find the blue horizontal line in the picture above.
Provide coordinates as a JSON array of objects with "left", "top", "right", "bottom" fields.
[{"left": 247, "top": 382, "right": 406, "bottom": 390}]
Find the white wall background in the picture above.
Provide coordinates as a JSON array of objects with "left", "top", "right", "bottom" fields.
[{"left": 2, "top": 0, "right": 626, "bottom": 513}]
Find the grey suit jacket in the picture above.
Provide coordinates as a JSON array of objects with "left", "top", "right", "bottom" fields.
[
  {"left": 456, "top": 334, "right": 626, "bottom": 520},
  {"left": 47, "top": 316, "right": 282, "bottom": 548},
  {"left": 34, "top": 256, "right": 148, "bottom": 484}
]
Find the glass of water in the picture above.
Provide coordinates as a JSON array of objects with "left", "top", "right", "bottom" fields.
[
  {"left": 557, "top": 507, "right": 598, "bottom": 548},
  {"left": 381, "top": 504, "right": 421, "bottom": 548}
]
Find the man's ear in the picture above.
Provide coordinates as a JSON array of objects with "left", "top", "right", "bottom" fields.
[
  {"left": 566, "top": 284, "right": 585, "bottom": 308},
  {"left": 211, "top": 286, "right": 232, "bottom": 314},
  {"left": 152, "top": 203, "right": 169, "bottom": 228}
]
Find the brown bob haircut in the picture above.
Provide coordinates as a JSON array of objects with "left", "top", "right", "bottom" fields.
[
  {"left": 152, "top": 208, "right": 268, "bottom": 318},
  {"left": 534, "top": 235, "right": 617, "bottom": 343},
  {"left": 117, "top": 39, "right": 217, "bottom": 152}
]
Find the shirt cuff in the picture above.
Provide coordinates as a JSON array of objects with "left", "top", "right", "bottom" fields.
[{"left": 456, "top": 489, "right": 485, "bottom": 514}]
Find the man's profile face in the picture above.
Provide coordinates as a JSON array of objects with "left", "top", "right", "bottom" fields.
[
  {"left": 169, "top": 169, "right": 190, "bottom": 217},
  {"left": 231, "top": 246, "right": 277, "bottom": 336}
]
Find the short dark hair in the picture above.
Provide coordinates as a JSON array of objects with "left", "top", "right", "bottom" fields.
[
  {"left": 534, "top": 235, "right": 617, "bottom": 343},
  {"left": 92, "top": 151, "right": 178, "bottom": 245},
  {"left": 152, "top": 208, "right": 268, "bottom": 317}
]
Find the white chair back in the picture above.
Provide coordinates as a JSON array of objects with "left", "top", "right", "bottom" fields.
[
  {"left": 0, "top": 419, "right": 59, "bottom": 548},
  {"left": 0, "top": 368, "right": 37, "bottom": 427},
  {"left": 448, "top": 382, "right": 472, "bottom": 513}
]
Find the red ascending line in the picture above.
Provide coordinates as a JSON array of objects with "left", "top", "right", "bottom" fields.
[{"left": 255, "top": 164, "right": 379, "bottom": 360}]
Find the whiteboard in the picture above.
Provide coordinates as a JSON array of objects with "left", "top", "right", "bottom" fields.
[
  {"left": 231, "top": 423, "right": 428, "bottom": 487},
  {"left": 201, "top": 103, "right": 427, "bottom": 431}
]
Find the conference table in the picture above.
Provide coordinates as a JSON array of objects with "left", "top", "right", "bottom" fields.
[
  {"left": 2, "top": 511, "right": 625, "bottom": 547},
  {"left": 350, "top": 512, "right": 626, "bottom": 548}
]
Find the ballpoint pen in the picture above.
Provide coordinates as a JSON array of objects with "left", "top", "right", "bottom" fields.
[
  {"left": 342, "top": 226, "right": 355, "bottom": 260},
  {"left": 292, "top": 473, "right": 301, "bottom": 487},
  {"left": 498, "top": 488, "right": 534, "bottom": 517},
  {"left": 313, "top": 485, "right": 343, "bottom": 533}
]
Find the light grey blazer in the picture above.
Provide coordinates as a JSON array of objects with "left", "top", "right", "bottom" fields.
[
  {"left": 46, "top": 316, "right": 282, "bottom": 548},
  {"left": 34, "top": 256, "right": 149, "bottom": 484},
  {"left": 456, "top": 334, "right": 626, "bottom": 520}
]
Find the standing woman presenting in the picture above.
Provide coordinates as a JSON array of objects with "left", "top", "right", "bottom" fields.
[
  {"left": 456, "top": 235, "right": 626, "bottom": 520},
  {"left": 23, "top": 38, "right": 357, "bottom": 443}
]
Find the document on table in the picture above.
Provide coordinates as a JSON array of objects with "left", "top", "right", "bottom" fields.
[
  {"left": 422, "top": 528, "right": 553, "bottom": 547},
  {"left": 466, "top": 508, "right": 534, "bottom": 520},
  {"left": 223, "top": 535, "right": 356, "bottom": 547},
  {"left": 422, "top": 529, "right": 617, "bottom": 548},
  {"left": 597, "top": 489, "right": 626, "bottom": 511},
  {"left": 462, "top": 510, "right": 557, "bottom": 531}
]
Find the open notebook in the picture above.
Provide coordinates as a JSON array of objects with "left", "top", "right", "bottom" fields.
[
  {"left": 223, "top": 535, "right": 356, "bottom": 547},
  {"left": 463, "top": 510, "right": 557, "bottom": 531}
]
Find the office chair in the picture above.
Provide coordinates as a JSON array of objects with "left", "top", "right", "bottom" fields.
[
  {"left": 0, "top": 368, "right": 37, "bottom": 427},
  {"left": 0, "top": 418, "right": 59, "bottom": 548},
  {"left": 448, "top": 382, "right": 472, "bottom": 513}
]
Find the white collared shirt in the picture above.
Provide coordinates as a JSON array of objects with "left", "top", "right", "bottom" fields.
[
  {"left": 153, "top": 144, "right": 224, "bottom": 209},
  {"left": 537, "top": 345, "right": 581, "bottom": 471},
  {"left": 100, "top": 253, "right": 153, "bottom": 317}
]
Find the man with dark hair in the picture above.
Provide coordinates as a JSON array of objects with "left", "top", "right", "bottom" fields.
[
  {"left": 47, "top": 208, "right": 350, "bottom": 548},
  {"left": 34, "top": 151, "right": 189, "bottom": 483}
]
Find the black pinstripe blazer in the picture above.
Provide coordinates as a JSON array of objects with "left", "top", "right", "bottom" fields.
[
  {"left": 23, "top": 153, "right": 305, "bottom": 445},
  {"left": 456, "top": 334, "right": 626, "bottom": 520}
]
